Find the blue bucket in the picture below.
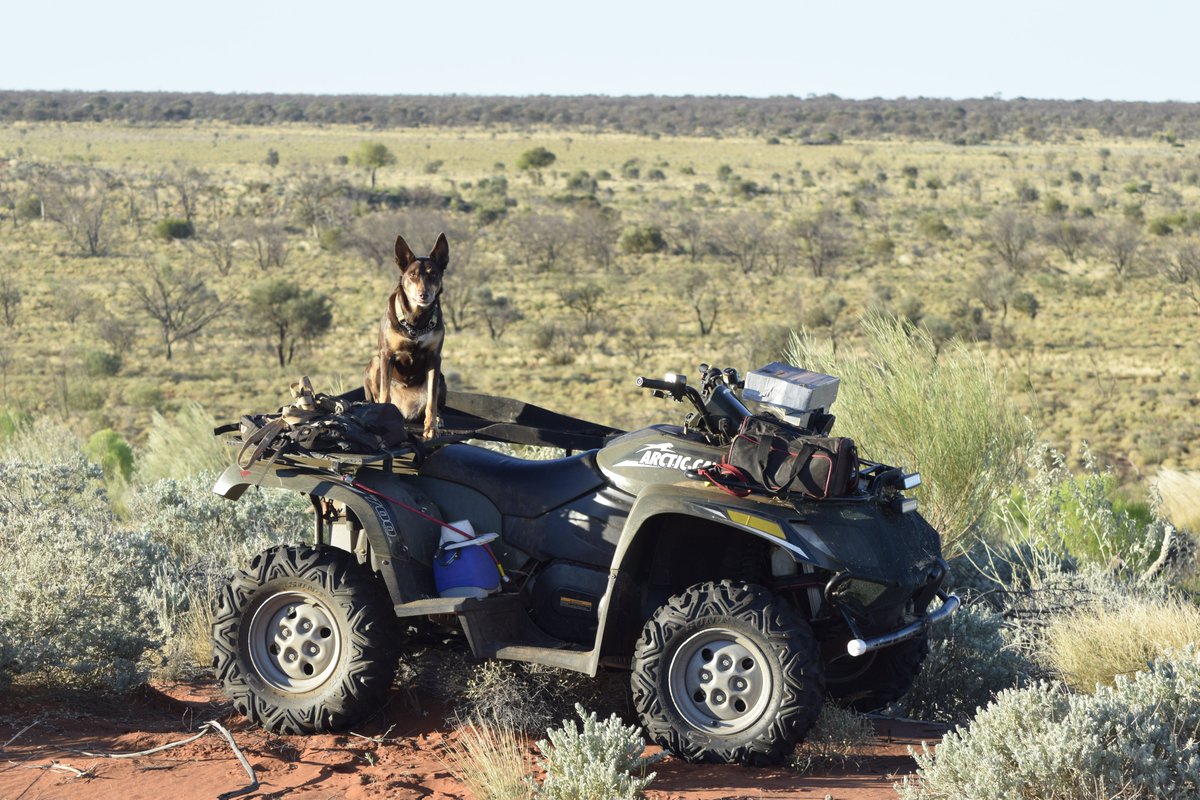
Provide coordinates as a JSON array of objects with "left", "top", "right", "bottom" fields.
[{"left": 433, "top": 521, "right": 501, "bottom": 598}]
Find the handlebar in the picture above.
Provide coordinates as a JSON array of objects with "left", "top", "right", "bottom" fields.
[
  {"left": 637, "top": 366, "right": 752, "bottom": 439},
  {"left": 635, "top": 376, "right": 682, "bottom": 394}
]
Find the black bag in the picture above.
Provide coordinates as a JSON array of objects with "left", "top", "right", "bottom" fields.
[
  {"left": 726, "top": 414, "right": 858, "bottom": 499},
  {"left": 232, "top": 379, "right": 414, "bottom": 469}
]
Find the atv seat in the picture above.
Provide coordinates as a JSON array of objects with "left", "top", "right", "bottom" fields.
[{"left": 419, "top": 444, "right": 605, "bottom": 517}]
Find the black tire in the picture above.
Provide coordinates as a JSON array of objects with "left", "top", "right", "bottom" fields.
[
  {"left": 631, "top": 580, "right": 823, "bottom": 766},
  {"left": 211, "top": 544, "right": 400, "bottom": 734},
  {"left": 824, "top": 633, "right": 928, "bottom": 712}
]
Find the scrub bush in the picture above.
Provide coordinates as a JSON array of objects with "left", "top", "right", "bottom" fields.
[
  {"left": 898, "top": 649, "right": 1200, "bottom": 800},
  {"left": 891, "top": 601, "right": 1031, "bottom": 724},
  {"left": 536, "top": 705, "right": 663, "bottom": 800}
]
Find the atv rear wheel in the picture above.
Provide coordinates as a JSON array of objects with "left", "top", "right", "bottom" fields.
[
  {"left": 824, "top": 633, "right": 928, "bottom": 712},
  {"left": 212, "top": 545, "right": 399, "bottom": 734},
  {"left": 631, "top": 580, "right": 823, "bottom": 765}
]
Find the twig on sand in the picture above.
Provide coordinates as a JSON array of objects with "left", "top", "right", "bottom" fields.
[
  {"left": 349, "top": 724, "right": 397, "bottom": 744},
  {"left": 24, "top": 760, "right": 96, "bottom": 778},
  {"left": 2, "top": 721, "right": 40, "bottom": 752},
  {"left": 66, "top": 718, "right": 260, "bottom": 799},
  {"left": 203, "top": 720, "right": 260, "bottom": 800},
  {"left": 72, "top": 727, "right": 210, "bottom": 759}
]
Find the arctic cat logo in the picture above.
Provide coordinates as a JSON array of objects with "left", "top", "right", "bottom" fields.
[{"left": 615, "top": 443, "right": 716, "bottom": 472}]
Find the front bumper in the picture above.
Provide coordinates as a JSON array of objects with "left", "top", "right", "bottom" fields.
[{"left": 844, "top": 591, "right": 961, "bottom": 657}]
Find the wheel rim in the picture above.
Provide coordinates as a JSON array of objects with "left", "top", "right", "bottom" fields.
[
  {"left": 668, "top": 627, "right": 773, "bottom": 735},
  {"left": 248, "top": 591, "right": 342, "bottom": 692}
]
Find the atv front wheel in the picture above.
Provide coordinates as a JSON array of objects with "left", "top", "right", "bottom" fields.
[
  {"left": 824, "top": 633, "right": 928, "bottom": 712},
  {"left": 631, "top": 580, "right": 823, "bottom": 765},
  {"left": 211, "top": 545, "right": 399, "bottom": 734}
]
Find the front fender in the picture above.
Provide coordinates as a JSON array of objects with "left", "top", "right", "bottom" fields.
[
  {"left": 213, "top": 463, "right": 436, "bottom": 604},
  {"left": 609, "top": 482, "right": 822, "bottom": 573}
]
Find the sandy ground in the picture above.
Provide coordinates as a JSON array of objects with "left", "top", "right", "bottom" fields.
[{"left": 0, "top": 680, "right": 943, "bottom": 800}]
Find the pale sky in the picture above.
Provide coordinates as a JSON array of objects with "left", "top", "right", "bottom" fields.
[{"left": 3, "top": 0, "right": 1197, "bottom": 101}]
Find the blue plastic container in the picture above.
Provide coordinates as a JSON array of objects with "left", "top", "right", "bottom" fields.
[{"left": 433, "top": 521, "right": 501, "bottom": 598}]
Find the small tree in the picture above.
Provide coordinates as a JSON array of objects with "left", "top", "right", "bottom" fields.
[
  {"left": 677, "top": 268, "right": 719, "bottom": 336},
  {"left": 0, "top": 270, "right": 21, "bottom": 328},
  {"left": 478, "top": 289, "right": 523, "bottom": 340},
  {"left": 517, "top": 147, "right": 556, "bottom": 186},
  {"left": 352, "top": 141, "right": 396, "bottom": 190},
  {"left": 127, "top": 261, "right": 223, "bottom": 360},
  {"left": 1163, "top": 240, "right": 1200, "bottom": 315},
  {"left": 982, "top": 208, "right": 1036, "bottom": 272},
  {"left": 517, "top": 147, "right": 556, "bottom": 171},
  {"left": 247, "top": 279, "right": 334, "bottom": 367},
  {"left": 1098, "top": 220, "right": 1142, "bottom": 279},
  {"left": 558, "top": 283, "right": 607, "bottom": 333},
  {"left": 790, "top": 210, "right": 845, "bottom": 278}
]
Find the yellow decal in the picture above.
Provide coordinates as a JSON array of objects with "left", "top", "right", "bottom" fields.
[{"left": 725, "top": 511, "right": 785, "bottom": 539}]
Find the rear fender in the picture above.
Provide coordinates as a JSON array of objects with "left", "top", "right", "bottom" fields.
[{"left": 213, "top": 463, "right": 435, "bottom": 603}]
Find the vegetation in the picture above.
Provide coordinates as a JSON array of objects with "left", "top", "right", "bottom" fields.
[{"left": 898, "top": 650, "right": 1200, "bottom": 799}]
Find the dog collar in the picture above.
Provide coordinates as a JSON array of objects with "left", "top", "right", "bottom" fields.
[{"left": 398, "top": 306, "right": 440, "bottom": 338}]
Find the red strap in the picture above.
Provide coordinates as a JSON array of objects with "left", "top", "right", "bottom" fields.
[{"left": 698, "top": 463, "right": 753, "bottom": 497}]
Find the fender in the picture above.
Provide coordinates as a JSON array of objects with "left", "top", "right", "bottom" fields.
[
  {"left": 213, "top": 463, "right": 437, "bottom": 604},
  {"left": 582, "top": 482, "right": 823, "bottom": 674}
]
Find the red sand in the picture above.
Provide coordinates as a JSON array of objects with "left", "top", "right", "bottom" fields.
[{"left": 0, "top": 680, "right": 942, "bottom": 800}]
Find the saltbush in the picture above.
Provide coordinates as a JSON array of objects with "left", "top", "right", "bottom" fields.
[
  {"left": 536, "top": 704, "right": 663, "bottom": 800},
  {"left": 891, "top": 601, "right": 1031, "bottom": 725},
  {"left": 899, "top": 649, "right": 1200, "bottom": 799},
  {"left": 0, "top": 433, "right": 163, "bottom": 690}
]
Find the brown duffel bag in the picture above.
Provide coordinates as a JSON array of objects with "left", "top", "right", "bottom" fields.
[{"left": 726, "top": 414, "right": 858, "bottom": 499}]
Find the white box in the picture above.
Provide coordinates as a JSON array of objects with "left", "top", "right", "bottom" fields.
[{"left": 743, "top": 362, "right": 840, "bottom": 413}]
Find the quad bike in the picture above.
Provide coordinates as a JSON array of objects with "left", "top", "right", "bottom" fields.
[{"left": 210, "top": 363, "right": 958, "bottom": 765}]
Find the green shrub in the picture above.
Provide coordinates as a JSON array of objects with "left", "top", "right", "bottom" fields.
[
  {"left": 899, "top": 650, "right": 1200, "bottom": 800},
  {"left": 787, "top": 315, "right": 1029, "bottom": 554},
  {"left": 1000, "top": 445, "right": 1165, "bottom": 574},
  {"left": 535, "top": 704, "right": 664, "bottom": 800},
  {"left": 15, "top": 196, "right": 42, "bottom": 220},
  {"left": 517, "top": 147, "right": 556, "bottom": 171},
  {"left": 84, "top": 349, "right": 122, "bottom": 377},
  {"left": 619, "top": 225, "right": 667, "bottom": 254},
  {"left": 318, "top": 227, "right": 346, "bottom": 252},
  {"left": 892, "top": 601, "right": 1030, "bottom": 724},
  {"left": 155, "top": 218, "right": 195, "bottom": 240},
  {"left": 85, "top": 428, "right": 134, "bottom": 482},
  {"left": 0, "top": 407, "right": 32, "bottom": 440},
  {"left": 917, "top": 213, "right": 951, "bottom": 240}
]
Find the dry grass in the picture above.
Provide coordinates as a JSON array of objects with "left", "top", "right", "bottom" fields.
[
  {"left": 1154, "top": 469, "right": 1200, "bottom": 532},
  {"left": 440, "top": 718, "right": 535, "bottom": 800},
  {"left": 1040, "top": 595, "right": 1200, "bottom": 692}
]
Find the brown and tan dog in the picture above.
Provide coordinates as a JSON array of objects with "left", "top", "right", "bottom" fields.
[{"left": 364, "top": 233, "right": 448, "bottom": 439}]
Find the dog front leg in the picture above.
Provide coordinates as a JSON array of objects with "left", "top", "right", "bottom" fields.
[
  {"left": 423, "top": 365, "right": 440, "bottom": 440},
  {"left": 378, "top": 349, "right": 391, "bottom": 405}
]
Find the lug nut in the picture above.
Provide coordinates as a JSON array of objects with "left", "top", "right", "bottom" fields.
[
  {"left": 718, "top": 656, "right": 732, "bottom": 670},
  {"left": 733, "top": 678, "right": 746, "bottom": 691},
  {"left": 712, "top": 690, "right": 726, "bottom": 704},
  {"left": 699, "top": 669, "right": 712, "bottom": 682}
]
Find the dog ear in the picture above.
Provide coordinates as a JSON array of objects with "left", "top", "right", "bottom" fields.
[
  {"left": 429, "top": 232, "right": 449, "bottom": 271},
  {"left": 394, "top": 235, "right": 417, "bottom": 269}
]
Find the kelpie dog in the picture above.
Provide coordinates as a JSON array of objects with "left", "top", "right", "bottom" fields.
[{"left": 364, "top": 233, "right": 448, "bottom": 440}]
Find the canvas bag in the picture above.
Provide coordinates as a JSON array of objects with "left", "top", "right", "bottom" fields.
[{"left": 726, "top": 414, "right": 858, "bottom": 498}]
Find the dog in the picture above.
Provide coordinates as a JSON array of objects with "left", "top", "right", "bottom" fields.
[{"left": 364, "top": 233, "right": 448, "bottom": 440}]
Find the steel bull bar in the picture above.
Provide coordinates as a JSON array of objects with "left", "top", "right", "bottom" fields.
[{"left": 825, "top": 561, "right": 962, "bottom": 658}]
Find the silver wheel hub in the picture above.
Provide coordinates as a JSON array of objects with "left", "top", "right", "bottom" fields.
[
  {"left": 669, "top": 627, "right": 773, "bottom": 734},
  {"left": 248, "top": 591, "right": 342, "bottom": 692}
]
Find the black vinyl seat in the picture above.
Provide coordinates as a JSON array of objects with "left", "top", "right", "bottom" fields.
[{"left": 418, "top": 444, "right": 606, "bottom": 517}]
